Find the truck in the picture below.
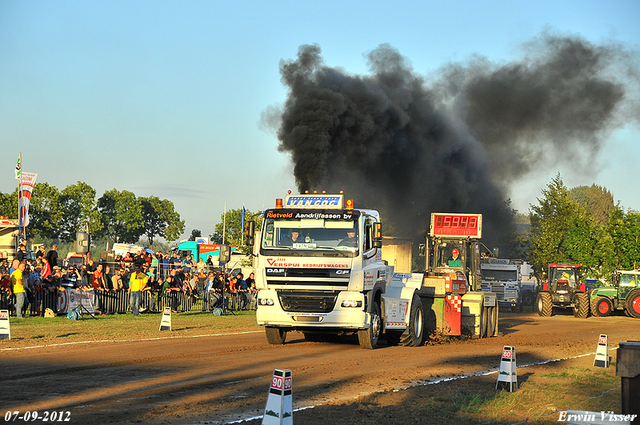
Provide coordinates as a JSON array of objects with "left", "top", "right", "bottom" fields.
[
  {"left": 0, "top": 218, "right": 20, "bottom": 262},
  {"left": 247, "top": 192, "right": 497, "bottom": 349},
  {"left": 590, "top": 270, "right": 640, "bottom": 318},
  {"left": 536, "top": 263, "right": 589, "bottom": 318},
  {"left": 480, "top": 258, "right": 524, "bottom": 312}
]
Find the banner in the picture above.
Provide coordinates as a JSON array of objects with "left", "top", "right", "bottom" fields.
[
  {"left": 57, "top": 289, "right": 96, "bottom": 314},
  {"left": 18, "top": 172, "right": 37, "bottom": 228}
]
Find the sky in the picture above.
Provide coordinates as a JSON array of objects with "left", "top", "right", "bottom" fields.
[{"left": 1, "top": 0, "right": 639, "bottom": 241}]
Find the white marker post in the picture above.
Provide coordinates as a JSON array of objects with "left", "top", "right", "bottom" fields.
[
  {"left": 262, "top": 369, "right": 292, "bottom": 425},
  {"left": 496, "top": 346, "right": 518, "bottom": 392},
  {"left": 0, "top": 309, "right": 10, "bottom": 340},
  {"left": 159, "top": 307, "right": 172, "bottom": 331},
  {"left": 593, "top": 334, "right": 610, "bottom": 368}
]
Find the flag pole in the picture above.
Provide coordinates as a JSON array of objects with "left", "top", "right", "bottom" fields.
[{"left": 17, "top": 153, "right": 24, "bottom": 241}]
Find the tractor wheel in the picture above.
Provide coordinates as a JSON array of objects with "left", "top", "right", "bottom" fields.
[
  {"left": 591, "top": 297, "right": 612, "bottom": 317},
  {"left": 573, "top": 293, "right": 589, "bottom": 318},
  {"left": 536, "top": 292, "right": 553, "bottom": 317},
  {"left": 399, "top": 294, "right": 425, "bottom": 347},
  {"left": 626, "top": 291, "right": 640, "bottom": 319},
  {"left": 265, "top": 327, "right": 287, "bottom": 345},
  {"left": 358, "top": 300, "right": 381, "bottom": 349}
]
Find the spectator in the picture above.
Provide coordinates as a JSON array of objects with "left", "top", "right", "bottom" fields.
[
  {"left": 111, "top": 269, "right": 124, "bottom": 291},
  {"left": 236, "top": 273, "right": 248, "bottom": 309},
  {"left": 15, "top": 244, "right": 27, "bottom": 262},
  {"left": 35, "top": 245, "right": 46, "bottom": 262},
  {"left": 184, "top": 254, "right": 194, "bottom": 274},
  {"left": 46, "top": 244, "right": 58, "bottom": 270},
  {"left": 128, "top": 265, "right": 148, "bottom": 317},
  {"left": 196, "top": 258, "right": 206, "bottom": 275},
  {"left": 206, "top": 255, "right": 214, "bottom": 272},
  {"left": 10, "top": 261, "right": 27, "bottom": 318},
  {"left": 203, "top": 271, "right": 222, "bottom": 311}
]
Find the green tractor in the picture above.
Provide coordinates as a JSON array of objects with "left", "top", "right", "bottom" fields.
[
  {"left": 590, "top": 270, "right": 640, "bottom": 318},
  {"left": 536, "top": 264, "right": 589, "bottom": 318}
]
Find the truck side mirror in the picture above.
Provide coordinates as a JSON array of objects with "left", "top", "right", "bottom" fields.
[
  {"left": 418, "top": 244, "right": 425, "bottom": 256},
  {"left": 372, "top": 222, "right": 382, "bottom": 248},
  {"left": 245, "top": 221, "right": 255, "bottom": 246}
]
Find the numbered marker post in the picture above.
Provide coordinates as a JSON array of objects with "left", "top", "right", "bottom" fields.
[
  {"left": 593, "top": 334, "right": 610, "bottom": 368},
  {"left": 496, "top": 346, "right": 518, "bottom": 392},
  {"left": 159, "top": 307, "right": 172, "bottom": 331},
  {"left": 0, "top": 309, "right": 10, "bottom": 340},
  {"left": 262, "top": 369, "right": 292, "bottom": 425}
]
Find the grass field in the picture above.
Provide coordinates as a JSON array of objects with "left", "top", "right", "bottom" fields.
[{"left": 1, "top": 310, "right": 260, "bottom": 348}]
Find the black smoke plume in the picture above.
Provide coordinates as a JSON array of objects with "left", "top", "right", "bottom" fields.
[{"left": 272, "top": 31, "right": 640, "bottom": 247}]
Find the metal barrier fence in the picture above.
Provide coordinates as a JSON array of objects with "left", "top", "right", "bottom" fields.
[{"left": 0, "top": 288, "right": 256, "bottom": 316}]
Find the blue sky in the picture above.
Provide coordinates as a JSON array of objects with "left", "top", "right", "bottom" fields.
[{"left": 1, "top": 1, "right": 639, "bottom": 240}]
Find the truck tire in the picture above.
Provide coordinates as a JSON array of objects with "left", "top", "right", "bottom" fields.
[
  {"left": 358, "top": 300, "right": 381, "bottom": 349},
  {"left": 479, "top": 305, "right": 488, "bottom": 338},
  {"left": 626, "top": 291, "right": 640, "bottom": 318},
  {"left": 521, "top": 291, "right": 534, "bottom": 307},
  {"left": 265, "top": 326, "right": 287, "bottom": 345},
  {"left": 488, "top": 305, "right": 498, "bottom": 337},
  {"left": 591, "top": 297, "right": 612, "bottom": 317},
  {"left": 537, "top": 292, "right": 552, "bottom": 317},
  {"left": 573, "top": 293, "right": 589, "bottom": 318},
  {"left": 400, "top": 294, "right": 425, "bottom": 347}
]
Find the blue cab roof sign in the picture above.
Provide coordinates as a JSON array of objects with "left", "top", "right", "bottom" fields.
[{"left": 284, "top": 194, "right": 344, "bottom": 209}]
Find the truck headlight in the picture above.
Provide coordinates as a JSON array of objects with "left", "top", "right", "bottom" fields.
[
  {"left": 258, "top": 298, "right": 275, "bottom": 306},
  {"left": 341, "top": 300, "right": 362, "bottom": 308}
]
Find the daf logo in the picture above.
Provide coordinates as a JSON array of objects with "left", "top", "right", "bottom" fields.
[
  {"left": 267, "top": 268, "right": 285, "bottom": 273},
  {"left": 335, "top": 270, "right": 350, "bottom": 275}
]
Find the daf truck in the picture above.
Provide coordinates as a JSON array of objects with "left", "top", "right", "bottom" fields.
[{"left": 247, "top": 193, "right": 497, "bottom": 349}]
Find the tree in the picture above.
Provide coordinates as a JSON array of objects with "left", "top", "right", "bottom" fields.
[
  {"left": 140, "top": 196, "right": 185, "bottom": 246},
  {"left": 28, "top": 182, "right": 63, "bottom": 239},
  {"left": 210, "top": 208, "right": 262, "bottom": 248},
  {"left": 569, "top": 184, "right": 615, "bottom": 224},
  {"left": 97, "top": 189, "right": 144, "bottom": 243},
  {"left": 527, "top": 174, "right": 605, "bottom": 279},
  {"left": 0, "top": 190, "right": 18, "bottom": 218},
  {"left": 605, "top": 206, "right": 640, "bottom": 271},
  {"left": 58, "top": 182, "right": 103, "bottom": 243},
  {"left": 188, "top": 229, "right": 202, "bottom": 241}
]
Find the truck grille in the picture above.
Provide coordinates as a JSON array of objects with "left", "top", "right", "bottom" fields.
[{"left": 277, "top": 290, "right": 338, "bottom": 313}]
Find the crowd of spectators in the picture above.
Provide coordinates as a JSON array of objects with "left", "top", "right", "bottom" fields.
[{"left": 0, "top": 242, "right": 257, "bottom": 318}]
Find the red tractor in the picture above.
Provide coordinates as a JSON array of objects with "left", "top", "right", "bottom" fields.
[{"left": 536, "top": 264, "right": 589, "bottom": 318}]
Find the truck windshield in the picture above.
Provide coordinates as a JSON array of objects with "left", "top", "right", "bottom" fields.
[
  {"left": 261, "top": 210, "right": 360, "bottom": 256},
  {"left": 481, "top": 270, "right": 518, "bottom": 281}
]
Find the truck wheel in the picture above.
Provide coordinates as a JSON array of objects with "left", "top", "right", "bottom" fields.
[
  {"left": 626, "top": 291, "right": 640, "bottom": 318},
  {"left": 479, "top": 305, "right": 488, "bottom": 338},
  {"left": 400, "top": 294, "right": 425, "bottom": 347},
  {"left": 488, "top": 305, "right": 498, "bottom": 337},
  {"left": 358, "top": 300, "right": 381, "bottom": 349},
  {"left": 591, "top": 297, "right": 612, "bottom": 317},
  {"left": 521, "top": 291, "right": 534, "bottom": 307},
  {"left": 537, "top": 292, "right": 552, "bottom": 317},
  {"left": 265, "top": 326, "right": 287, "bottom": 344},
  {"left": 573, "top": 293, "right": 589, "bottom": 318}
]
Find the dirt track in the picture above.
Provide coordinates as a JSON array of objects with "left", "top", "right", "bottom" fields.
[{"left": 1, "top": 310, "right": 638, "bottom": 424}]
